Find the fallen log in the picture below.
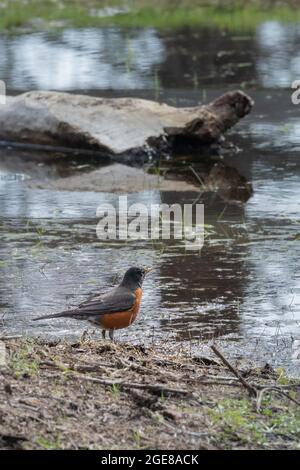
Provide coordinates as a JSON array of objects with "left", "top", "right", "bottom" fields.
[{"left": 0, "top": 90, "right": 253, "bottom": 156}]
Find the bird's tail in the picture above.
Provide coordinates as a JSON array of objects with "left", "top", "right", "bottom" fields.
[{"left": 33, "top": 309, "right": 77, "bottom": 321}]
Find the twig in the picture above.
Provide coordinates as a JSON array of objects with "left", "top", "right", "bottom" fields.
[
  {"left": 210, "top": 345, "right": 257, "bottom": 397},
  {"left": 272, "top": 383, "right": 300, "bottom": 390},
  {"left": 204, "top": 375, "right": 239, "bottom": 381},
  {"left": 0, "top": 335, "right": 23, "bottom": 340},
  {"left": 42, "top": 358, "right": 239, "bottom": 388},
  {"left": 256, "top": 387, "right": 300, "bottom": 412},
  {"left": 40, "top": 359, "right": 111, "bottom": 375},
  {"left": 197, "top": 380, "right": 240, "bottom": 387},
  {"left": 74, "top": 373, "right": 191, "bottom": 396},
  {"left": 189, "top": 165, "right": 206, "bottom": 188}
]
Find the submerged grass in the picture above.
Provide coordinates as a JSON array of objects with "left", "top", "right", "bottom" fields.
[{"left": 1, "top": 0, "right": 300, "bottom": 32}]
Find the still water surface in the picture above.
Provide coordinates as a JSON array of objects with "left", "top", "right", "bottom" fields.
[{"left": 0, "top": 23, "right": 299, "bottom": 372}]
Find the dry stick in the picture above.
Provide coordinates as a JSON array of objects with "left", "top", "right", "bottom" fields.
[
  {"left": 74, "top": 373, "right": 190, "bottom": 396},
  {"left": 43, "top": 358, "right": 238, "bottom": 388},
  {"left": 275, "top": 383, "right": 300, "bottom": 390},
  {"left": 47, "top": 371, "right": 190, "bottom": 396},
  {"left": 197, "top": 380, "right": 240, "bottom": 388},
  {"left": 256, "top": 387, "right": 300, "bottom": 412},
  {"left": 210, "top": 345, "right": 257, "bottom": 397},
  {"left": 189, "top": 165, "right": 206, "bottom": 189},
  {"left": 40, "top": 360, "right": 111, "bottom": 375},
  {"left": 0, "top": 335, "right": 23, "bottom": 340}
]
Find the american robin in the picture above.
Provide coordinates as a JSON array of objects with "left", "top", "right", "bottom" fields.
[{"left": 33, "top": 266, "right": 153, "bottom": 340}]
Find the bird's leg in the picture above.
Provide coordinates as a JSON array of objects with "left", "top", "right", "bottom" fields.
[
  {"left": 102, "top": 329, "right": 106, "bottom": 340},
  {"left": 109, "top": 329, "right": 114, "bottom": 341}
]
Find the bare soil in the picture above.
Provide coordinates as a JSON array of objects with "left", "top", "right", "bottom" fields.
[{"left": 0, "top": 338, "right": 299, "bottom": 450}]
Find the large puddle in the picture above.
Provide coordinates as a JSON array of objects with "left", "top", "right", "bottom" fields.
[
  {"left": 2, "top": 22, "right": 300, "bottom": 92},
  {"left": 0, "top": 24, "right": 299, "bottom": 374}
]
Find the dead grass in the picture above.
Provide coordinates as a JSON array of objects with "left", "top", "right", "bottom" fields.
[{"left": 0, "top": 338, "right": 299, "bottom": 450}]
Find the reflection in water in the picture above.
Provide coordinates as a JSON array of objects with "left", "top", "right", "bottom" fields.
[
  {"left": 0, "top": 28, "right": 165, "bottom": 91},
  {"left": 1, "top": 22, "right": 300, "bottom": 92},
  {"left": 250, "top": 121, "right": 300, "bottom": 151},
  {"left": 158, "top": 191, "right": 249, "bottom": 341},
  {"left": 0, "top": 145, "right": 253, "bottom": 204},
  {"left": 256, "top": 21, "right": 300, "bottom": 88},
  {"left": 0, "top": 123, "right": 299, "bottom": 372},
  {"left": 0, "top": 22, "right": 300, "bottom": 372},
  {"left": 0, "top": 179, "right": 247, "bottom": 343}
]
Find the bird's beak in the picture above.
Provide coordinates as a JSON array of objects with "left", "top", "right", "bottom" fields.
[{"left": 144, "top": 266, "right": 155, "bottom": 275}]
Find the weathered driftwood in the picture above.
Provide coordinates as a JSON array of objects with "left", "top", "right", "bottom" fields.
[{"left": 0, "top": 90, "right": 253, "bottom": 156}]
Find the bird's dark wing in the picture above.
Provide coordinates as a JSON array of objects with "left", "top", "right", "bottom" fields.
[
  {"left": 77, "top": 286, "right": 135, "bottom": 316},
  {"left": 33, "top": 286, "right": 135, "bottom": 321}
]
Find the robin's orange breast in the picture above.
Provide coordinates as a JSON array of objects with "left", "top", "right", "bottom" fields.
[{"left": 99, "top": 288, "right": 143, "bottom": 330}]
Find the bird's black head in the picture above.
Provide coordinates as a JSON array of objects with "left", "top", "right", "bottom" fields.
[{"left": 120, "top": 266, "right": 153, "bottom": 290}]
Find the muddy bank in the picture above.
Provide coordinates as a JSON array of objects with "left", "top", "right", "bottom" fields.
[
  {"left": 0, "top": 338, "right": 299, "bottom": 450},
  {"left": 0, "top": 90, "right": 253, "bottom": 157}
]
